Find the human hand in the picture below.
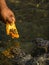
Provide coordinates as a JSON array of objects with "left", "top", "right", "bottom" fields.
[{"left": 0, "top": 7, "right": 15, "bottom": 23}]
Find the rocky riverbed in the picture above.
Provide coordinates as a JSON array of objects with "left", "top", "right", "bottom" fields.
[{"left": 0, "top": 0, "right": 49, "bottom": 65}]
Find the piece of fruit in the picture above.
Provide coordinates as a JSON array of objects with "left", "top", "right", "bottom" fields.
[{"left": 6, "top": 22, "right": 19, "bottom": 38}]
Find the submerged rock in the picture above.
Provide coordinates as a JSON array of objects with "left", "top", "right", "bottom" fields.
[
  {"left": 10, "top": 47, "right": 32, "bottom": 65},
  {"left": 1, "top": 38, "right": 49, "bottom": 65}
]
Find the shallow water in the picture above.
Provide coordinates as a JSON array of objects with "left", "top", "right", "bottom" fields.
[{"left": 0, "top": 0, "right": 49, "bottom": 65}]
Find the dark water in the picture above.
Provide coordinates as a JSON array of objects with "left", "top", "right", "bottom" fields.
[
  {"left": 6, "top": 0, "right": 49, "bottom": 41},
  {"left": 0, "top": 0, "right": 49, "bottom": 51},
  {"left": 0, "top": 0, "right": 49, "bottom": 65}
]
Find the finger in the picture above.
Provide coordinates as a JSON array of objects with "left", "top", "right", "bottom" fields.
[
  {"left": 10, "top": 13, "right": 16, "bottom": 22},
  {"left": 11, "top": 16, "right": 16, "bottom": 23},
  {"left": 6, "top": 15, "right": 15, "bottom": 24}
]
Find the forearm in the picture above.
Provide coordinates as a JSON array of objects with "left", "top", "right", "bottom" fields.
[{"left": 0, "top": 0, "right": 7, "bottom": 10}]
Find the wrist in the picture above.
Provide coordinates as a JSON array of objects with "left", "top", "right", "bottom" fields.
[{"left": 0, "top": 0, "right": 7, "bottom": 11}]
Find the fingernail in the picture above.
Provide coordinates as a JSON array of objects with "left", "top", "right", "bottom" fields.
[{"left": 12, "top": 17, "right": 15, "bottom": 22}]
